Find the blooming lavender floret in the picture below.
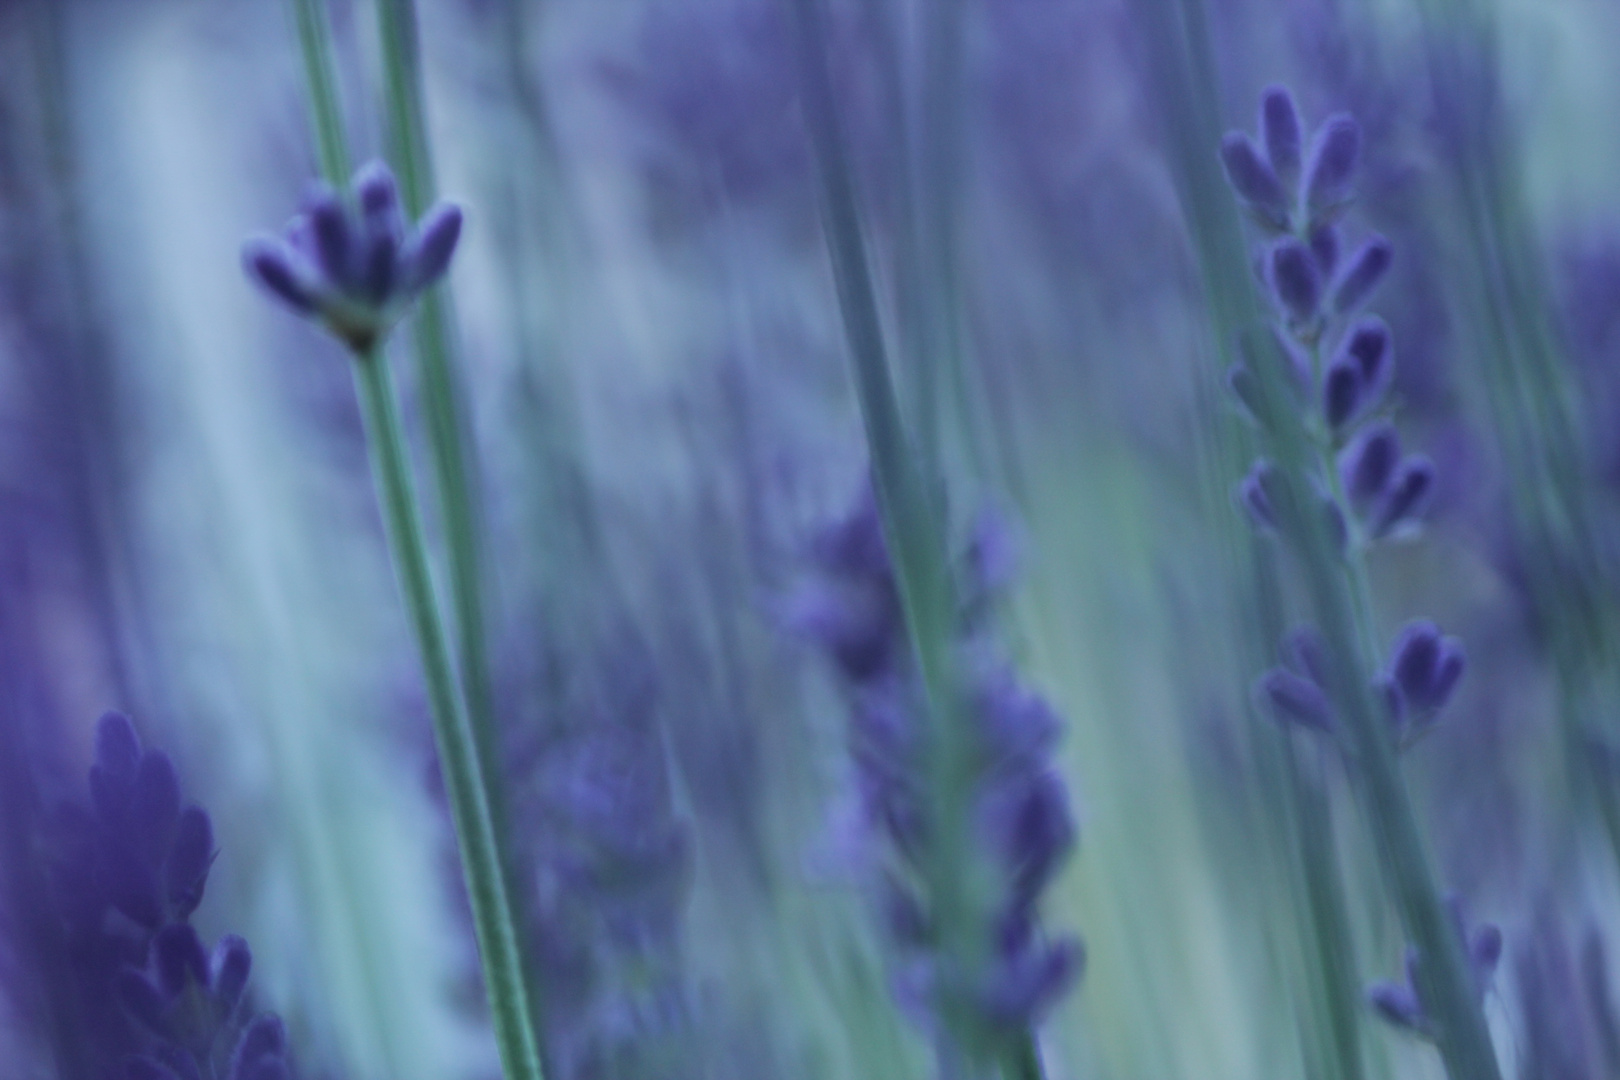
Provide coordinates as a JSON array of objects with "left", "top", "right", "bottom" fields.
[
  {"left": 789, "top": 484, "right": 1081, "bottom": 1051},
  {"left": 40, "top": 712, "right": 290, "bottom": 1080},
  {"left": 1367, "top": 897, "right": 1501, "bottom": 1038},
  {"left": 242, "top": 161, "right": 463, "bottom": 353}
]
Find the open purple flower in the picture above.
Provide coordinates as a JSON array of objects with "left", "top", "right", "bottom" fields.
[{"left": 242, "top": 161, "right": 463, "bottom": 353}]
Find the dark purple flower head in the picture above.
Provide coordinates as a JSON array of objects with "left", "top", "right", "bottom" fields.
[{"left": 242, "top": 161, "right": 463, "bottom": 353}]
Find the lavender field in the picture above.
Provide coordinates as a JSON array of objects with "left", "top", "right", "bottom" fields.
[{"left": 2, "top": 0, "right": 1617, "bottom": 1078}]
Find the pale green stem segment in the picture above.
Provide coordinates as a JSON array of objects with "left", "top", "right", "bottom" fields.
[
  {"left": 352, "top": 346, "right": 546, "bottom": 1080},
  {"left": 786, "top": 0, "right": 1045, "bottom": 1076},
  {"left": 372, "top": 0, "right": 506, "bottom": 848},
  {"left": 1241, "top": 327, "right": 1503, "bottom": 1080}
]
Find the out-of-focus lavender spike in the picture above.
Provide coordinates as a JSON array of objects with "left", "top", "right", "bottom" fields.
[
  {"left": 1309, "top": 223, "right": 1341, "bottom": 277},
  {"left": 1284, "top": 625, "right": 1330, "bottom": 687},
  {"left": 115, "top": 968, "right": 169, "bottom": 1033},
  {"left": 1388, "top": 621, "right": 1466, "bottom": 718},
  {"left": 1257, "top": 667, "right": 1334, "bottom": 732},
  {"left": 1340, "top": 422, "right": 1401, "bottom": 509},
  {"left": 154, "top": 923, "right": 209, "bottom": 997},
  {"left": 210, "top": 935, "right": 252, "bottom": 1017},
  {"left": 399, "top": 202, "right": 463, "bottom": 293},
  {"left": 1333, "top": 235, "right": 1394, "bottom": 314},
  {"left": 241, "top": 238, "right": 319, "bottom": 315},
  {"left": 1219, "top": 132, "right": 1290, "bottom": 228},
  {"left": 1371, "top": 903, "right": 1501, "bottom": 1037},
  {"left": 1304, "top": 114, "right": 1361, "bottom": 218},
  {"left": 1260, "top": 85, "right": 1303, "bottom": 188},
  {"left": 96, "top": 710, "right": 142, "bottom": 776},
  {"left": 1269, "top": 238, "right": 1321, "bottom": 321},
  {"left": 977, "top": 938, "right": 1083, "bottom": 1030},
  {"left": 1370, "top": 456, "right": 1436, "bottom": 538}
]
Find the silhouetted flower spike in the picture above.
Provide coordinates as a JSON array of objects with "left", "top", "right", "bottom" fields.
[
  {"left": 1303, "top": 114, "right": 1361, "bottom": 221},
  {"left": 1260, "top": 85, "right": 1303, "bottom": 188},
  {"left": 1332, "top": 235, "right": 1394, "bottom": 314},
  {"left": 242, "top": 160, "right": 463, "bottom": 353}
]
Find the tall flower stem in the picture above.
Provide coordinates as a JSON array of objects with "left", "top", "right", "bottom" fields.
[
  {"left": 352, "top": 344, "right": 546, "bottom": 1080},
  {"left": 373, "top": 0, "right": 507, "bottom": 848},
  {"left": 787, "top": 0, "right": 1046, "bottom": 1074},
  {"left": 1242, "top": 326, "right": 1503, "bottom": 1080}
]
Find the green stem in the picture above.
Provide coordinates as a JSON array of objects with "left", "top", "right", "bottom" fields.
[
  {"left": 351, "top": 346, "right": 545, "bottom": 1080},
  {"left": 372, "top": 0, "right": 504, "bottom": 836},
  {"left": 291, "top": 0, "right": 350, "bottom": 184}
]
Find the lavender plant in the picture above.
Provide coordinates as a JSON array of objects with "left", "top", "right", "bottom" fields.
[
  {"left": 1221, "top": 87, "right": 1503, "bottom": 1080},
  {"left": 243, "top": 162, "right": 545, "bottom": 1080},
  {"left": 784, "top": 0, "right": 1079, "bottom": 1073},
  {"left": 25, "top": 711, "right": 289, "bottom": 1080}
]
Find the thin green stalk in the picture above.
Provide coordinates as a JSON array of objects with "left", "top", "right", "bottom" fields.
[
  {"left": 372, "top": 0, "right": 505, "bottom": 841},
  {"left": 785, "top": 0, "right": 1028, "bottom": 1073},
  {"left": 352, "top": 346, "right": 545, "bottom": 1080},
  {"left": 292, "top": 0, "right": 350, "bottom": 183}
]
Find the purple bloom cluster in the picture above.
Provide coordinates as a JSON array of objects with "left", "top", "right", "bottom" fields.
[
  {"left": 790, "top": 484, "right": 1080, "bottom": 1049},
  {"left": 242, "top": 161, "right": 462, "bottom": 353},
  {"left": 1366, "top": 897, "right": 1502, "bottom": 1038},
  {"left": 42, "top": 712, "right": 289, "bottom": 1080}
]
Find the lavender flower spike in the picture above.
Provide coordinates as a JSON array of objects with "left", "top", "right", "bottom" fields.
[{"left": 242, "top": 160, "right": 463, "bottom": 353}]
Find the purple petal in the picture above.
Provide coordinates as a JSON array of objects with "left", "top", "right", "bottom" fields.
[
  {"left": 1333, "top": 235, "right": 1394, "bottom": 314},
  {"left": 1367, "top": 979, "right": 1426, "bottom": 1031},
  {"left": 211, "top": 934, "right": 253, "bottom": 1016},
  {"left": 1322, "top": 359, "right": 1362, "bottom": 430},
  {"left": 1304, "top": 114, "right": 1361, "bottom": 215},
  {"left": 1260, "top": 85, "right": 1303, "bottom": 186},
  {"left": 229, "top": 1014, "right": 288, "bottom": 1080},
  {"left": 129, "top": 751, "right": 181, "bottom": 852},
  {"left": 1257, "top": 667, "right": 1334, "bottom": 732},
  {"left": 1371, "top": 456, "right": 1435, "bottom": 538},
  {"left": 304, "top": 182, "right": 352, "bottom": 285},
  {"left": 1282, "top": 625, "right": 1330, "bottom": 687},
  {"left": 1219, "top": 132, "right": 1289, "bottom": 223},
  {"left": 166, "top": 804, "right": 216, "bottom": 917},
  {"left": 1309, "top": 223, "right": 1341, "bottom": 277},
  {"left": 1339, "top": 422, "right": 1401, "bottom": 509},
  {"left": 400, "top": 201, "right": 463, "bottom": 293},
  {"left": 242, "top": 238, "right": 318, "bottom": 313},
  {"left": 1269, "top": 239, "right": 1321, "bottom": 321}
]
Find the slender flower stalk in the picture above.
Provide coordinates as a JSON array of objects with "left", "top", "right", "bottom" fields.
[
  {"left": 243, "top": 165, "right": 544, "bottom": 1080},
  {"left": 785, "top": 0, "right": 1077, "bottom": 1073},
  {"left": 1222, "top": 89, "right": 1503, "bottom": 1080}
]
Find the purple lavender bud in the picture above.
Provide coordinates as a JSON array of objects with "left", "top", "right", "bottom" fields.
[
  {"left": 1370, "top": 456, "right": 1435, "bottom": 538},
  {"left": 1283, "top": 625, "right": 1329, "bottom": 687},
  {"left": 229, "top": 1015, "right": 288, "bottom": 1080},
  {"left": 1269, "top": 239, "right": 1321, "bottom": 321},
  {"left": 362, "top": 231, "right": 398, "bottom": 306},
  {"left": 1471, "top": 922, "right": 1504, "bottom": 979},
  {"left": 1322, "top": 359, "right": 1363, "bottom": 431},
  {"left": 1341, "top": 318, "right": 1393, "bottom": 400},
  {"left": 102, "top": 844, "right": 163, "bottom": 927},
  {"left": 115, "top": 968, "right": 169, "bottom": 1032},
  {"left": 988, "top": 770, "right": 1075, "bottom": 900},
  {"left": 241, "top": 238, "right": 319, "bottom": 314},
  {"left": 355, "top": 160, "right": 401, "bottom": 232},
  {"left": 979, "top": 939, "right": 1083, "bottom": 1030},
  {"left": 1219, "top": 133, "right": 1289, "bottom": 225},
  {"left": 1367, "top": 979, "right": 1426, "bottom": 1031},
  {"left": 1309, "top": 223, "right": 1341, "bottom": 277},
  {"left": 1332, "top": 235, "right": 1394, "bottom": 314},
  {"left": 304, "top": 182, "right": 352, "bottom": 284},
  {"left": 1260, "top": 85, "right": 1303, "bottom": 187},
  {"left": 399, "top": 202, "right": 463, "bottom": 293},
  {"left": 155, "top": 922, "right": 210, "bottom": 996},
  {"left": 1389, "top": 621, "right": 1466, "bottom": 715},
  {"left": 130, "top": 751, "right": 182, "bottom": 850},
  {"left": 166, "top": 805, "right": 216, "bottom": 917},
  {"left": 1257, "top": 667, "right": 1333, "bottom": 733},
  {"left": 1239, "top": 460, "right": 1283, "bottom": 533},
  {"left": 1304, "top": 114, "right": 1361, "bottom": 217},
  {"left": 211, "top": 934, "right": 252, "bottom": 1016},
  {"left": 1339, "top": 422, "right": 1401, "bottom": 508}
]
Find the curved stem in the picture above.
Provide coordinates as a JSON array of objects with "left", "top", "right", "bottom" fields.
[{"left": 351, "top": 346, "right": 545, "bottom": 1080}]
